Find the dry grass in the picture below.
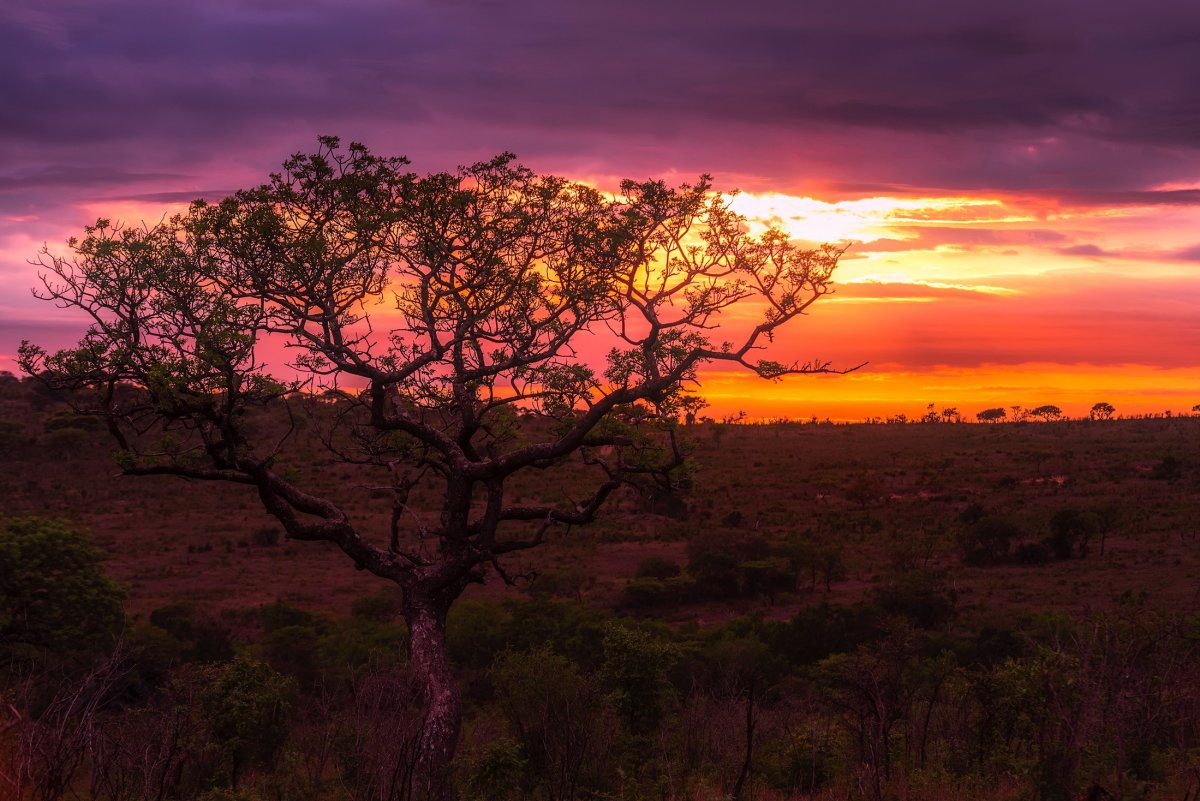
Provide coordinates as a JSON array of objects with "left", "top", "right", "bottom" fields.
[{"left": 3, "top": 385, "right": 1198, "bottom": 629}]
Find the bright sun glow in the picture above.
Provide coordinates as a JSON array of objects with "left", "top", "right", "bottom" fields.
[{"left": 725, "top": 193, "right": 1027, "bottom": 245}]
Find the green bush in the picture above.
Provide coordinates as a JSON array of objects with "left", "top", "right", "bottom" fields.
[
  {"left": 598, "top": 623, "right": 677, "bottom": 735},
  {"left": 464, "top": 738, "right": 528, "bottom": 801},
  {"left": 258, "top": 600, "right": 316, "bottom": 633},
  {"left": 350, "top": 588, "right": 401, "bottom": 622},
  {"left": 0, "top": 517, "right": 125, "bottom": 660},
  {"left": 149, "top": 602, "right": 235, "bottom": 663},
  {"left": 448, "top": 599, "right": 512, "bottom": 669},
  {"left": 869, "top": 570, "right": 957, "bottom": 629},
  {"left": 195, "top": 655, "right": 295, "bottom": 789}
]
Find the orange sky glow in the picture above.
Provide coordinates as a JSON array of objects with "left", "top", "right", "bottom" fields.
[
  {"left": 4, "top": 186, "right": 1198, "bottom": 423},
  {"left": 700, "top": 188, "right": 1200, "bottom": 421}
]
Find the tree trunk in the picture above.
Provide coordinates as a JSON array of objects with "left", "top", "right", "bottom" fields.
[
  {"left": 730, "top": 680, "right": 756, "bottom": 801},
  {"left": 404, "top": 591, "right": 461, "bottom": 801}
]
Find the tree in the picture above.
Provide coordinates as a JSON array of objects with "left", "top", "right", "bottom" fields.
[
  {"left": 19, "top": 138, "right": 851, "bottom": 798},
  {"left": 976, "top": 407, "right": 1007, "bottom": 423},
  {"left": 1089, "top": 402, "right": 1115, "bottom": 421},
  {"left": 1029, "top": 405, "right": 1063, "bottom": 422}
]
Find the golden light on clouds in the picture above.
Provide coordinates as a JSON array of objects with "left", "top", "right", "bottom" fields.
[{"left": 726, "top": 192, "right": 1030, "bottom": 246}]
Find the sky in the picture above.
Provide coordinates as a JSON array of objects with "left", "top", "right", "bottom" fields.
[{"left": 3, "top": 0, "right": 1200, "bottom": 421}]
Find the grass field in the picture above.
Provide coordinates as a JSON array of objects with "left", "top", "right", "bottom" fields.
[{"left": 4, "top": 381, "right": 1198, "bottom": 627}]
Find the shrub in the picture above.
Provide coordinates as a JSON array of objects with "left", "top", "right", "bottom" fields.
[
  {"left": 0, "top": 419, "right": 27, "bottom": 450},
  {"left": 250, "top": 526, "right": 281, "bottom": 547},
  {"left": 259, "top": 600, "right": 316, "bottom": 633},
  {"left": 42, "top": 410, "right": 105, "bottom": 432},
  {"left": 350, "top": 588, "right": 401, "bottom": 622},
  {"left": 635, "top": 556, "right": 682, "bottom": 580},
  {"left": 686, "top": 531, "right": 740, "bottom": 597},
  {"left": 149, "top": 602, "right": 235, "bottom": 663},
  {"left": 448, "top": 600, "right": 511, "bottom": 669},
  {"left": 869, "top": 570, "right": 957, "bottom": 629},
  {"left": 737, "top": 557, "right": 795, "bottom": 603},
  {"left": 959, "top": 515, "right": 1020, "bottom": 565},
  {"left": 464, "top": 738, "right": 527, "bottom": 801},
  {"left": 1047, "top": 508, "right": 1101, "bottom": 559},
  {"left": 621, "top": 577, "right": 671, "bottom": 609},
  {"left": 1151, "top": 455, "right": 1182, "bottom": 481},
  {"left": 195, "top": 655, "right": 295, "bottom": 789},
  {"left": 597, "top": 623, "right": 677, "bottom": 735},
  {"left": 1015, "top": 541, "right": 1053, "bottom": 564},
  {"left": 0, "top": 517, "right": 125, "bottom": 659}
]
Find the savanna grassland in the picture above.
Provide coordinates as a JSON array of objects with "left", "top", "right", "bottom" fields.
[{"left": 4, "top": 377, "right": 1200, "bottom": 801}]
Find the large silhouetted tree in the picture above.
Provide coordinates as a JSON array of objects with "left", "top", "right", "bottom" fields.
[{"left": 20, "top": 138, "right": 851, "bottom": 798}]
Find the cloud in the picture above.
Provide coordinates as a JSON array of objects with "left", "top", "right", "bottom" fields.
[
  {"left": 0, "top": 0, "right": 1198, "bottom": 195},
  {"left": 836, "top": 280, "right": 1014, "bottom": 301},
  {"left": 1171, "top": 244, "right": 1200, "bottom": 261},
  {"left": 1057, "top": 244, "right": 1114, "bottom": 258}
]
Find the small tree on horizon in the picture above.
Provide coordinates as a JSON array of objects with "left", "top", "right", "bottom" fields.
[
  {"left": 976, "top": 407, "right": 1007, "bottom": 423},
  {"left": 1089, "top": 402, "right": 1115, "bottom": 421},
  {"left": 1029, "top": 404, "right": 1064, "bottom": 422},
  {"left": 18, "top": 137, "right": 853, "bottom": 798}
]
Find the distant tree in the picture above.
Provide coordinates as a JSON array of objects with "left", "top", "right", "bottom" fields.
[
  {"left": 1029, "top": 405, "right": 1063, "bottom": 422},
  {"left": 920, "top": 403, "right": 940, "bottom": 424},
  {"left": 941, "top": 407, "right": 959, "bottom": 423},
  {"left": 680, "top": 394, "right": 709, "bottom": 426},
  {"left": 18, "top": 138, "right": 852, "bottom": 796},
  {"left": 1192, "top": 403, "right": 1200, "bottom": 416},
  {"left": 1010, "top": 405, "right": 1028, "bottom": 422},
  {"left": 976, "top": 407, "right": 1007, "bottom": 423},
  {"left": 1089, "top": 402, "right": 1115, "bottom": 421}
]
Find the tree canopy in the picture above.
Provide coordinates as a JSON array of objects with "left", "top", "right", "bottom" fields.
[
  {"left": 20, "top": 137, "right": 848, "bottom": 596},
  {"left": 19, "top": 137, "right": 851, "bottom": 796}
]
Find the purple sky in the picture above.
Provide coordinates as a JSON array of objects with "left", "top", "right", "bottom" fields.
[
  {"left": 5, "top": 0, "right": 1199, "bottom": 202},
  {"left": 4, "top": 0, "right": 1200, "bottom": 415}
]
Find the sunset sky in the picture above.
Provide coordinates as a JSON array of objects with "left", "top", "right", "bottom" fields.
[{"left": 3, "top": 0, "right": 1200, "bottom": 421}]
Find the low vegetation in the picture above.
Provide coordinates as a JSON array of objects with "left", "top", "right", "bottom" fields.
[{"left": 3, "top": 379, "right": 1200, "bottom": 800}]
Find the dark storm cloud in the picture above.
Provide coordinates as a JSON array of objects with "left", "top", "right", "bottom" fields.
[
  {"left": 3, "top": 0, "right": 1200, "bottom": 218},
  {"left": 0, "top": 166, "right": 189, "bottom": 190}
]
